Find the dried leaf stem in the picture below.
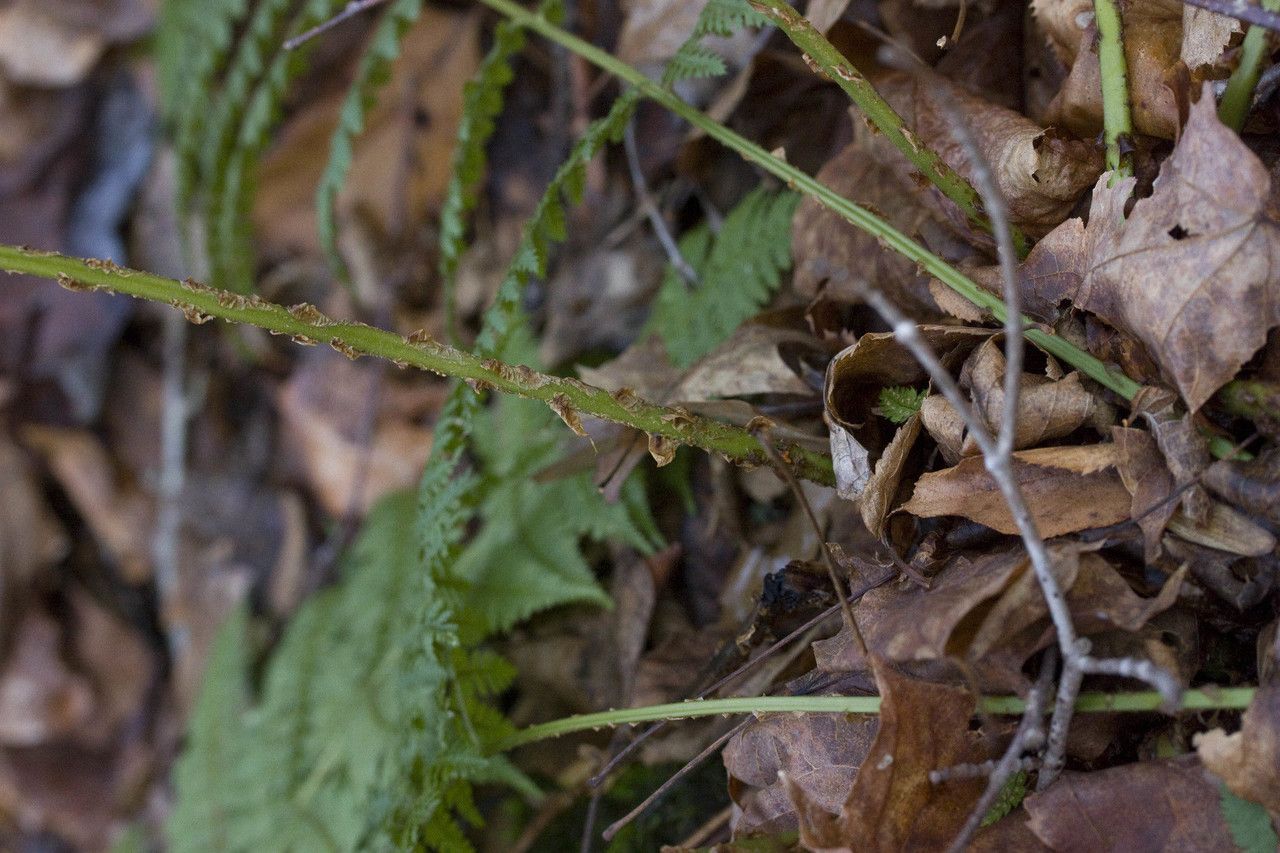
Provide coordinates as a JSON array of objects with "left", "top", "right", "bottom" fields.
[
  {"left": 748, "top": 0, "right": 1031, "bottom": 256},
  {"left": 1219, "top": 0, "right": 1280, "bottom": 130},
  {"left": 1094, "top": 0, "right": 1135, "bottom": 177},
  {"left": 497, "top": 687, "right": 1257, "bottom": 749},
  {"left": 0, "top": 245, "right": 834, "bottom": 484}
]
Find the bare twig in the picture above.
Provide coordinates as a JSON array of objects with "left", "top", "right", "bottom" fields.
[
  {"left": 1182, "top": 0, "right": 1280, "bottom": 32},
  {"left": 601, "top": 720, "right": 748, "bottom": 841},
  {"left": 941, "top": 649, "right": 1055, "bottom": 852},
  {"left": 752, "top": 422, "right": 868, "bottom": 658},
  {"left": 284, "top": 0, "right": 391, "bottom": 50},
  {"left": 624, "top": 121, "right": 697, "bottom": 285}
]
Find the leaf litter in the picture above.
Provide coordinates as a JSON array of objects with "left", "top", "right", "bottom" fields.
[{"left": 1, "top": 0, "right": 1280, "bottom": 849}]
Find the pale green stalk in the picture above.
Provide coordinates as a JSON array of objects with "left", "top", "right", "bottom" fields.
[
  {"left": 499, "top": 687, "right": 1257, "bottom": 748},
  {"left": 1094, "top": 0, "right": 1134, "bottom": 177}
]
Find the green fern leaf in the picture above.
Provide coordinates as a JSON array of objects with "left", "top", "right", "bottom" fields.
[
  {"left": 168, "top": 604, "right": 251, "bottom": 852},
  {"left": 452, "top": 330, "right": 661, "bottom": 639},
  {"left": 1220, "top": 784, "right": 1280, "bottom": 853},
  {"left": 645, "top": 187, "right": 799, "bottom": 367},
  {"left": 877, "top": 386, "right": 927, "bottom": 424},
  {"left": 695, "top": 0, "right": 771, "bottom": 36},
  {"left": 662, "top": 44, "right": 728, "bottom": 84},
  {"left": 156, "top": 0, "right": 250, "bottom": 207},
  {"left": 316, "top": 0, "right": 425, "bottom": 279}
]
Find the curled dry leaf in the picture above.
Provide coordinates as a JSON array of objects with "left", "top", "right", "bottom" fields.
[
  {"left": 1167, "top": 500, "right": 1277, "bottom": 557},
  {"left": 960, "top": 336, "right": 1109, "bottom": 452},
  {"left": 899, "top": 443, "right": 1132, "bottom": 537},
  {"left": 1035, "top": 94, "right": 1280, "bottom": 411},
  {"left": 792, "top": 658, "right": 988, "bottom": 851},
  {"left": 724, "top": 712, "right": 879, "bottom": 837},
  {"left": 876, "top": 73, "right": 1104, "bottom": 237},
  {"left": 1024, "top": 758, "right": 1241, "bottom": 852},
  {"left": 0, "top": 610, "right": 93, "bottom": 746},
  {"left": 812, "top": 544, "right": 1183, "bottom": 690},
  {"left": 825, "top": 327, "right": 989, "bottom": 500},
  {"left": 1112, "top": 426, "right": 1178, "bottom": 560},
  {"left": 860, "top": 412, "right": 921, "bottom": 539},
  {"left": 1204, "top": 446, "right": 1280, "bottom": 526}
]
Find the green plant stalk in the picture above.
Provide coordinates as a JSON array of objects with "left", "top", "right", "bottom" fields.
[
  {"left": 748, "top": 0, "right": 1030, "bottom": 257},
  {"left": 0, "top": 246, "right": 835, "bottom": 484},
  {"left": 472, "top": 0, "right": 1142, "bottom": 403},
  {"left": 1219, "top": 0, "right": 1280, "bottom": 131},
  {"left": 1094, "top": 0, "right": 1134, "bottom": 177},
  {"left": 499, "top": 687, "right": 1257, "bottom": 748}
]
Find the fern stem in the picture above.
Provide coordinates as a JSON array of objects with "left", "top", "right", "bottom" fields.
[
  {"left": 1094, "top": 0, "right": 1134, "bottom": 177},
  {"left": 471, "top": 0, "right": 1140, "bottom": 401},
  {"left": 0, "top": 246, "right": 835, "bottom": 484},
  {"left": 747, "top": 0, "right": 1030, "bottom": 257},
  {"left": 1219, "top": 0, "right": 1280, "bottom": 131},
  {"left": 498, "top": 687, "right": 1258, "bottom": 749}
]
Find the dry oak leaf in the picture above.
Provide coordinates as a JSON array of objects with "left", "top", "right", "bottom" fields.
[
  {"left": 1024, "top": 758, "right": 1241, "bottom": 852},
  {"left": 790, "top": 657, "right": 988, "bottom": 852},
  {"left": 899, "top": 443, "right": 1132, "bottom": 537},
  {"left": 878, "top": 73, "right": 1104, "bottom": 237},
  {"left": 1037, "top": 93, "right": 1280, "bottom": 411},
  {"left": 1195, "top": 682, "right": 1280, "bottom": 814}
]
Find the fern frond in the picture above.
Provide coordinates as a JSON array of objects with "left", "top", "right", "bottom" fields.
[
  {"left": 645, "top": 187, "right": 799, "bottom": 366},
  {"left": 660, "top": 0, "right": 768, "bottom": 87},
  {"left": 205, "top": 0, "right": 339, "bottom": 292},
  {"left": 695, "top": 0, "right": 771, "bottom": 36},
  {"left": 316, "top": 0, "right": 425, "bottom": 279},
  {"left": 440, "top": 1, "right": 562, "bottom": 340},
  {"left": 168, "top": 604, "right": 250, "bottom": 852},
  {"left": 662, "top": 44, "right": 728, "bottom": 83},
  {"left": 473, "top": 90, "right": 639, "bottom": 357},
  {"left": 155, "top": 0, "right": 250, "bottom": 206}
]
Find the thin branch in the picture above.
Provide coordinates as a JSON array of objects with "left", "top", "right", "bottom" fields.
[
  {"left": 623, "top": 120, "right": 697, "bottom": 285},
  {"left": 752, "top": 423, "right": 868, "bottom": 658},
  {"left": 601, "top": 720, "right": 748, "bottom": 841},
  {"left": 747, "top": 0, "right": 1031, "bottom": 256},
  {"left": 497, "top": 687, "right": 1257, "bottom": 749},
  {"left": 1182, "top": 0, "right": 1280, "bottom": 32},
  {"left": 0, "top": 246, "right": 835, "bottom": 485},
  {"left": 1218, "top": 0, "right": 1280, "bottom": 130},
  {"left": 283, "top": 0, "right": 391, "bottom": 50},
  {"left": 942, "top": 649, "right": 1055, "bottom": 852},
  {"left": 1094, "top": 0, "right": 1135, "bottom": 177}
]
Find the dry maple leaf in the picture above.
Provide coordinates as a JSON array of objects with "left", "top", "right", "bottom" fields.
[
  {"left": 1031, "top": 93, "right": 1280, "bottom": 411},
  {"left": 789, "top": 657, "right": 987, "bottom": 851}
]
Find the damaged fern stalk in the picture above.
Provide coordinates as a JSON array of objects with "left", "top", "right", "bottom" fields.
[{"left": 0, "top": 246, "right": 833, "bottom": 484}]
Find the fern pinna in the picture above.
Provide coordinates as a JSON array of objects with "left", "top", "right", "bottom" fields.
[{"left": 171, "top": 0, "right": 787, "bottom": 847}]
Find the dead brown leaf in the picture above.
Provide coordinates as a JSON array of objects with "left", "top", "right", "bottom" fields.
[
  {"left": 793, "top": 658, "right": 987, "bottom": 851},
  {"left": 1040, "top": 0, "right": 1188, "bottom": 139},
  {"left": 724, "top": 712, "right": 878, "bottom": 837},
  {"left": 878, "top": 72, "right": 1104, "bottom": 236},
  {"left": 254, "top": 7, "right": 480, "bottom": 254},
  {"left": 1033, "top": 93, "right": 1280, "bottom": 411},
  {"left": 1196, "top": 684, "right": 1280, "bottom": 813},
  {"left": 899, "top": 443, "right": 1132, "bottom": 537},
  {"left": 277, "top": 350, "right": 437, "bottom": 517},
  {"left": 1023, "top": 758, "right": 1240, "bottom": 852},
  {"left": 0, "top": 610, "right": 93, "bottom": 746},
  {"left": 961, "top": 337, "right": 1109, "bottom": 451},
  {"left": 860, "top": 412, "right": 920, "bottom": 539},
  {"left": 1113, "top": 425, "right": 1177, "bottom": 559}
]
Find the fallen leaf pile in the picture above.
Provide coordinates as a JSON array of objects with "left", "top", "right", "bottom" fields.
[{"left": 1, "top": 0, "right": 1279, "bottom": 849}]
